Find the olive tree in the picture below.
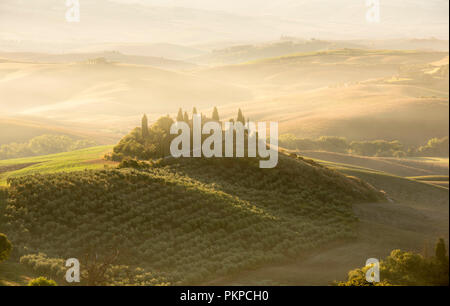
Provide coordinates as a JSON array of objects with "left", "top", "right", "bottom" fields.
[{"left": 0, "top": 233, "right": 12, "bottom": 263}]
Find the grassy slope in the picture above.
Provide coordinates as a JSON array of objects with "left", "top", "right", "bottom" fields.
[
  {"left": 299, "top": 151, "right": 449, "bottom": 190},
  {"left": 300, "top": 151, "right": 449, "bottom": 177},
  {"left": 0, "top": 145, "right": 114, "bottom": 186},
  {"left": 407, "top": 175, "right": 449, "bottom": 188},
  {"left": 407, "top": 175, "right": 449, "bottom": 181}
]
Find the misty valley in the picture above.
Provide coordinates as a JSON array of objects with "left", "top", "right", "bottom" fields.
[{"left": 0, "top": 0, "right": 448, "bottom": 290}]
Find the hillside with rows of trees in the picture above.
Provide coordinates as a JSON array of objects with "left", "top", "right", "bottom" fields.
[{"left": 1, "top": 132, "right": 384, "bottom": 285}]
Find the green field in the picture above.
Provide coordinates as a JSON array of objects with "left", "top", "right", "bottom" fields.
[{"left": 0, "top": 145, "right": 114, "bottom": 186}]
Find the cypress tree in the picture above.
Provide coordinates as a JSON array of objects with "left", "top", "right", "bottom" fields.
[
  {"left": 237, "top": 109, "right": 245, "bottom": 125},
  {"left": 177, "top": 108, "right": 184, "bottom": 121},
  {"left": 435, "top": 238, "right": 448, "bottom": 264},
  {"left": 193, "top": 107, "right": 198, "bottom": 115},
  {"left": 212, "top": 107, "right": 220, "bottom": 121},
  {"left": 141, "top": 114, "right": 149, "bottom": 139},
  {"left": 183, "top": 111, "right": 189, "bottom": 122},
  {"left": 0, "top": 233, "right": 12, "bottom": 263}
]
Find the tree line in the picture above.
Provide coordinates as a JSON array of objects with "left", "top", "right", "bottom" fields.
[
  {"left": 279, "top": 135, "right": 449, "bottom": 158},
  {"left": 337, "top": 238, "right": 449, "bottom": 286},
  {"left": 0, "top": 134, "right": 97, "bottom": 160}
]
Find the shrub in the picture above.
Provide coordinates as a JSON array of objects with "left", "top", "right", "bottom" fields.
[
  {"left": 20, "top": 253, "right": 66, "bottom": 279},
  {"left": 0, "top": 233, "right": 12, "bottom": 262},
  {"left": 417, "top": 137, "right": 449, "bottom": 157},
  {"left": 28, "top": 277, "right": 57, "bottom": 286},
  {"left": 338, "top": 239, "right": 449, "bottom": 286}
]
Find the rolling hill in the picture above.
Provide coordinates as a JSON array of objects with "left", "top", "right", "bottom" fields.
[
  {"left": 0, "top": 117, "right": 122, "bottom": 146},
  {"left": 0, "top": 114, "right": 447, "bottom": 286},
  {"left": 0, "top": 0, "right": 448, "bottom": 288},
  {"left": 0, "top": 152, "right": 385, "bottom": 285},
  {"left": 298, "top": 151, "right": 449, "bottom": 178},
  {"left": 199, "top": 49, "right": 449, "bottom": 144},
  {"left": 69, "top": 43, "right": 207, "bottom": 61},
  {"left": 0, "top": 51, "right": 198, "bottom": 70},
  {"left": 0, "top": 145, "right": 447, "bottom": 285},
  {"left": 0, "top": 60, "right": 252, "bottom": 127},
  {"left": 197, "top": 49, "right": 447, "bottom": 94},
  {"left": 1, "top": 49, "right": 448, "bottom": 146},
  {"left": 189, "top": 38, "right": 449, "bottom": 66},
  {"left": 0, "top": 145, "right": 115, "bottom": 186},
  {"left": 215, "top": 83, "right": 448, "bottom": 145},
  {"left": 190, "top": 40, "right": 369, "bottom": 65},
  {"left": 205, "top": 153, "right": 449, "bottom": 285}
]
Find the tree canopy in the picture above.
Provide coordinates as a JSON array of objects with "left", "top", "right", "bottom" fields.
[
  {"left": 212, "top": 107, "right": 220, "bottom": 121},
  {"left": 28, "top": 277, "right": 57, "bottom": 286},
  {"left": 0, "top": 233, "right": 12, "bottom": 263},
  {"left": 338, "top": 239, "right": 449, "bottom": 286}
]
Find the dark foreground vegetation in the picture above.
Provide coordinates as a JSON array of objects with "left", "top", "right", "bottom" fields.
[
  {"left": 1, "top": 152, "right": 383, "bottom": 285},
  {"left": 338, "top": 239, "right": 449, "bottom": 286}
]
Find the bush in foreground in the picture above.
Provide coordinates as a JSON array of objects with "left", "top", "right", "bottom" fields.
[
  {"left": 0, "top": 233, "right": 12, "bottom": 263},
  {"left": 28, "top": 277, "right": 57, "bottom": 286},
  {"left": 338, "top": 239, "right": 449, "bottom": 286}
]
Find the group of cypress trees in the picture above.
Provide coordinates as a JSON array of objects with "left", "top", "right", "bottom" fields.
[
  {"left": 141, "top": 107, "right": 247, "bottom": 139},
  {"left": 109, "top": 107, "right": 249, "bottom": 161}
]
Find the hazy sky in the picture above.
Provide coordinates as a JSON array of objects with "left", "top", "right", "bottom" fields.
[
  {"left": 111, "top": 0, "right": 449, "bottom": 21},
  {"left": 0, "top": 0, "right": 448, "bottom": 51}
]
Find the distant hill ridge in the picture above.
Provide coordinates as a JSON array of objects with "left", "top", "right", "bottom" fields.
[{"left": 0, "top": 51, "right": 198, "bottom": 70}]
